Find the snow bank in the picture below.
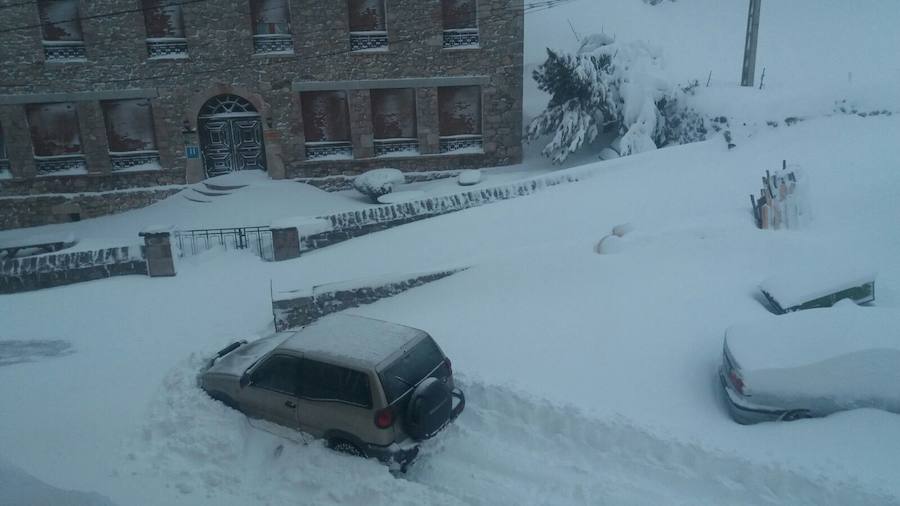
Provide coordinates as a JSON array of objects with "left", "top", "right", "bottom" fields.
[{"left": 0, "top": 458, "right": 117, "bottom": 506}]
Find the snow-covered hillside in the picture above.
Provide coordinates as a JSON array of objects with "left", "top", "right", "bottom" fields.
[{"left": 3, "top": 1, "right": 900, "bottom": 505}]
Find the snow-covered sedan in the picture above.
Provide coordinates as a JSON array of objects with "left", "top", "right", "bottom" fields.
[
  {"left": 199, "top": 314, "right": 465, "bottom": 470},
  {"left": 719, "top": 305, "right": 900, "bottom": 424}
]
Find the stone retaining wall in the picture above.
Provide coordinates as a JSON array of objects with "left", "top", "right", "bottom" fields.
[
  {"left": 0, "top": 245, "right": 147, "bottom": 294},
  {"left": 297, "top": 170, "right": 462, "bottom": 192},
  {"left": 299, "top": 169, "right": 588, "bottom": 253},
  {"left": 273, "top": 268, "right": 466, "bottom": 331},
  {"left": 0, "top": 187, "right": 184, "bottom": 230}
]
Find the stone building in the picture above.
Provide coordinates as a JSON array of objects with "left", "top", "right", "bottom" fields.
[{"left": 0, "top": 0, "right": 524, "bottom": 229}]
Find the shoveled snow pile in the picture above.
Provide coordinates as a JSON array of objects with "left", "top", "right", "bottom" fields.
[{"left": 0, "top": 458, "right": 117, "bottom": 506}]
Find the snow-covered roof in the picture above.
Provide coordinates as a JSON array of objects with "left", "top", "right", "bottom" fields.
[
  {"left": 725, "top": 305, "right": 900, "bottom": 371},
  {"left": 759, "top": 264, "right": 876, "bottom": 310},
  {"left": 280, "top": 314, "right": 426, "bottom": 367}
]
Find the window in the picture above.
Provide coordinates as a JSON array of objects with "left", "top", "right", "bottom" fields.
[
  {"left": 252, "top": 355, "right": 302, "bottom": 395},
  {"left": 348, "top": 0, "right": 388, "bottom": 51},
  {"left": 26, "top": 103, "right": 87, "bottom": 175},
  {"left": 38, "top": 0, "right": 86, "bottom": 61},
  {"left": 142, "top": 0, "right": 187, "bottom": 59},
  {"left": 0, "top": 122, "right": 9, "bottom": 178},
  {"left": 371, "top": 88, "right": 418, "bottom": 157},
  {"left": 101, "top": 99, "right": 161, "bottom": 171},
  {"left": 299, "top": 360, "right": 371, "bottom": 407},
  {"left": 379, "top": 337, "right": 445, "bottom": 403},
  {"left": 442, "top": 0, "right": 479, "bottom": 48},
  {"left": 438, "top": 86, "right": 483, "bottom": 153},
  {"left": 301, "top": 91, "right": 353, "bottom": 160},
  {"left": 250, "top": 0, "right": 293, "bottom": 54}
]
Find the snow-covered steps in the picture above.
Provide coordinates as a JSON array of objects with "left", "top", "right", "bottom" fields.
[
  {"left": 203, "top": 181, "right": 249, "bottom": 192},
  {"left": 192, "top": 188, "right": 232, "bottom": 198}
]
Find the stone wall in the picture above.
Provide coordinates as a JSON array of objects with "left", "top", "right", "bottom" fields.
[
  {"left": 0, "top": 187, "right": 183, "bottom": 230},
  {"left": 273, "top": 268, "right": 466, "bottom": 331},
  {"left": 298, "top": 168, "right": 589, "bottom": 253},
  {"left": 297, "top": 169, "right": 461, "bottom": 192},
  {"left": 0, "top": 0, "right": 524, "bottom": 228},
  {"left": 0, "top": 245, "right": 147, "bottom": 294}
]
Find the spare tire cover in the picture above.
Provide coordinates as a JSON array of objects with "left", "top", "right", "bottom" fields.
[{"left": 404, "top": 377, "right": 453, "bottom": 441}]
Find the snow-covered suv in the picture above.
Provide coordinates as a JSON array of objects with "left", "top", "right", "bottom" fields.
[{"left": 199, "top": 314, "right": 465, "bottom": 469}]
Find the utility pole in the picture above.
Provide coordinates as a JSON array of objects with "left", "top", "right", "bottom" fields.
[{"left": 741, "top": 0, "right": 762, "bottom": 87}]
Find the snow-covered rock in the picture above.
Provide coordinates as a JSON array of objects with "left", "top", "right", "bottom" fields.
[
  {"left": 457, "top": 169, "right": 483, "bottom": 186},
  {"left": 599, "top": 148, "right": 620, "bottom": 161},
  {"left": 352, "top": 169, "right": 405, "bottom": 202},
  {"left": 376, "top": 191, "right": 426, "bottom": 204}
]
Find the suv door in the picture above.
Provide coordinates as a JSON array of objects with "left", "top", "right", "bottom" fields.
[
  {"left": 241, "top": 354, "right": 303, "bottom": 428},
  {"left": 296, "top": 359, "right": 375, "bottom": 440}
]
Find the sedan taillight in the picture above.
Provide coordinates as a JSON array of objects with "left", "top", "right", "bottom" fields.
[{"left": 728, "top": 370, "right": 745, "bottom": 395}]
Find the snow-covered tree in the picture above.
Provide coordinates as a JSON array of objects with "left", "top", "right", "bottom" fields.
[{"left": 527, "top": 34, "right": 705, "bottom": 163}]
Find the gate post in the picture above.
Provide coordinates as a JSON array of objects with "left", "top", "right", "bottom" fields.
[
  {"left": 271, "top": 225, "right": 301, "bottom": 262},
  {"left": 140, "top": 226, "right": 177, "bottom": 277}
]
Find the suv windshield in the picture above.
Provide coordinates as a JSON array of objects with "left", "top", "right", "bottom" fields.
[{"left": 380, "top": 336, "right": 444, "bottom": 403}]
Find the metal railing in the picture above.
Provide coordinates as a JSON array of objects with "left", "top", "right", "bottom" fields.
[{"left": 173, "top": 226, "right": 274, "bottom": 260}]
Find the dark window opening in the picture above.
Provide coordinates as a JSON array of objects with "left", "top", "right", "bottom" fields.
[
  {"left": 142, "top": 0, "right": 188, "bottom": 58},
  {"left": 102, "top": 99, "right": 158, "bottom": 153},
  {"left": 26, "top": 102, "right": 87, "bottom": 174},
  {"left": 38, "top": 0, "right": 86, "bottom": 60},
  {"left": 438, "top": 86, "right": 483, "bottom": 153},
  {"left": 442, "top": 0, "right": 477, "bottom": 29},
  {"left": 349, "top": 0, "right": 386, "bottom": 31},
  {"left": 299, "top": 360, "right": 372, "bottom": 407},
  {"left": 371, "top": 89, "right": 416, "bottom": 140},
  {"left": 301, "top": 91, "right": 353, "bottom": 159},
  {"left": 250, "top": 0, "right": 293, "bottom": 54},
  {"left": 38, "top": 0, "right": 83, "bottom": 42},
  {"left": 442, "top": 0, "right": 479, "bottom": 48},
  {"left": 142, "top": 0, "right": 185, "bottom": 38},
  {"left": 0, "top": 122, "right": 9, "bottom": 176},
  {"left": 438, "top": 86, "right": 482, "bottom": 136},
  {"left": 252, "top": 355, "right": 302, "bottom": 395},
  {"left": 26, "top": 103, "right": 82, "bottom": 157},
  {"left": 371, "top": 88, "right": 419, "bottom": 156},
  {"left": 349, "top": 0, "right": 387, "bottom": 51},
  {"left": 102, "top": 99, "right": 161, "bottom": 171}
]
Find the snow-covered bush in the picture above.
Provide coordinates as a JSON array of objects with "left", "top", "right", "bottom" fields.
[
  {"left": 527, "top": 34, "right": 706, "bottom": 163},
  {"left": 352, "top": 168, "right": 405, "bottom": 202}
]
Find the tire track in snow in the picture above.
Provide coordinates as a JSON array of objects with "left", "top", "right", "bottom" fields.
[
  {"left": 128, "top": 357, "right": 894, "bottom": 506},
  {"left": 404, "top": 381, "right": 896, "bottom": 505}
]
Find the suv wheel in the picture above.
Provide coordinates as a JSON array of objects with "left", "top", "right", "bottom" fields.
[{"left": 329, "top": 439, "right": 366, "bottom": 458}]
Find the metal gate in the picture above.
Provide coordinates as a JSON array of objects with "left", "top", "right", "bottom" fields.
[{"left": 198, "top": 95, "right": 267, "bottom": 178}]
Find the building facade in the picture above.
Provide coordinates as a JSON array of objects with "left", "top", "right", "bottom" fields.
[{"left": 0, "top": 0, "right": 523, "bottom": 229}]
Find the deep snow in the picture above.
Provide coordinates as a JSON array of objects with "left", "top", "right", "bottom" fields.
[
  {"left": 2, "top": 113, "right": 900, "bottom": 505},
  {"left": 3, "top": 0, "right": 900, "bottom": 504}
]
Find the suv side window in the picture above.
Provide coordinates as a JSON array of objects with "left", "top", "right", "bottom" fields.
[
  {"left": 299, "top": 359, "right": 372, "bottom": 408},
  {"left": 252, "top": 355, "right": 302, "bottom": 396}
]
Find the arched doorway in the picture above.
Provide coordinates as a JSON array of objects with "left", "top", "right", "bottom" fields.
[{"left": 198, "top": 94, "right": 267, "bottom": 178}]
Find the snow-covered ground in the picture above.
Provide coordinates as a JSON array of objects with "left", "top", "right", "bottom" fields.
[
  {"left": 4, "top": 1, "right": 900, "bottom": 504},
  {"left": 3, "top": 112, "right": 900, "bottom": 505}
]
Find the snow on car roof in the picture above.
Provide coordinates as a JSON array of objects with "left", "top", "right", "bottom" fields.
[
  {"left": 725, "top": 305, "right": 900, "bottom": 371},
  {"left": 280, "top": 314, "right": 426, "bottom": 366},
  {"left": 759, "top": 264, "right": 876, "bottom": 310}
]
